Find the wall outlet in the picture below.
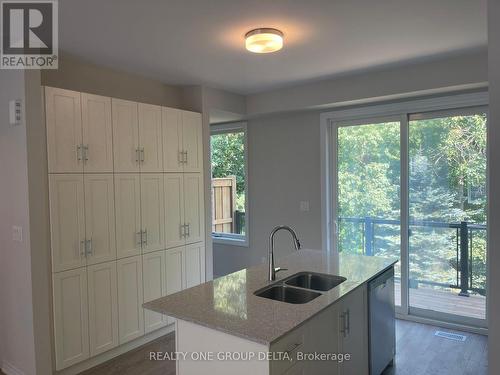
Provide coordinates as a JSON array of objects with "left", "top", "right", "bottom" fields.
[
  {"left": 12, "top": 225, "right": 23, "bottom": 242},
  {"left": 299, "top": 201, "right": 310, "bottom": 212}
]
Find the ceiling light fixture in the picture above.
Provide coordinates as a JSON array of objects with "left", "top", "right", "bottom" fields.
[{"left": 245, "top": 28, "right": 283, "bottom": 53}]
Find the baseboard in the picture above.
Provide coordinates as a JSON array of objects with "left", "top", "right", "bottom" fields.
[
  {"left": 57, "top": 324, "right": 175, "bottom": 375},
  {"left": 2, "top": 360, "right": 25, "bottom": 375}
]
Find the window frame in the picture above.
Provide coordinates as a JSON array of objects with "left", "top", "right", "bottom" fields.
[{"left": 210, "top": 122, "right": 249, "bottom": 247}]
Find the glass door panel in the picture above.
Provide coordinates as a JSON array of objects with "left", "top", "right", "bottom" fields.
[
  {"left": 408, "top": 111, "right": 487, "bottom": 322},
  {"left": 337, "top": 121, "right": 401, "bottom": 306}
]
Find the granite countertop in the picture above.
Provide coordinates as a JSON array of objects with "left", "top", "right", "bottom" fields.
[{"left": 144, "top": 249, "right": 397, "bottom": 346}]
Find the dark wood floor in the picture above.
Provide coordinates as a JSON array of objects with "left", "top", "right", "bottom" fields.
[{"left": 79, "top": 320, "right": 487, "bottom": 375}]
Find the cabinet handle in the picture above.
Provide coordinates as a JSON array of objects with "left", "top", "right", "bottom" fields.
[
  {"left": 183, "top": 150, "right": 188, "bottom": 164},
  {"left": 140, "top": 147, "right": 145, "bottom": 163},
  {"left": 345, "top": 309, "right": 350, "bottom": 336},
  {"left": 86, "top": 237, "right": 93, "bottom": 256},
  {"left": 179, "top": 224, "right": 185, "bottom": 238},
  {"left": 136, "top": 231, "right": 143, "bottom": 246},
  {"left": 340, "top": 312, "right": 347, "bottom": 337},
  {"left": 186, "top": 223, "right": 190, "bottom": 237},
  {"left": 142, "top": 229, "right": 148, "bottom": 245},
  {"left": 178, "top": 150, "right": 184, "bottom": 164},
  {"left": 135, "top": 148, "right": 140, "bottom": 163},
  {"left": 285, "top": 342, "right": 301, "bottom": 355},
  {"left": 77, "top": 144, "right": 82, "bottom": 161},
  {"left": 83, "top": 145, "right": 89, "bottom": 161},
  {"left": 80, "top": 240, "right": 86, "bottom": 256}
]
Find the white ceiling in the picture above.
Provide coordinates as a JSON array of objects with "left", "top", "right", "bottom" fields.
[{"left": 59, "top": 0, "right": 487, "bottom": 95}]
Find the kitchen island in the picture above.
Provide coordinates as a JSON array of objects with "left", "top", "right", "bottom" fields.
[{"left": 144, "top": 249, "right": 396, "bottom": 375}]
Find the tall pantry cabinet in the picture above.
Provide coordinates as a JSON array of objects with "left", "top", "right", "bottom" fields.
[{"left": 45, "top": 87, "right": 206, "bottom": 370}]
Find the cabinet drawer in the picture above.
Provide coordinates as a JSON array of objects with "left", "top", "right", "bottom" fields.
[{"left": 270, "top": 327, "right": 304, "bottom": 375}]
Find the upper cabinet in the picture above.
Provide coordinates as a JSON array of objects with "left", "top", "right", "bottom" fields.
[
  {"left": 112, "top": 99, "right": 140, "bottom": 172},
  {"left": 162, "top": 108, "right": 203, "bottom": 173},
  {"left": 46, "top": 87, "right": 83, "bottom": 173},
  {"left": 138, "top": 104, "right": 163, "bottom": 172},
  {"left": 46, "top": 88, "right": 113, "bottom": 173}
]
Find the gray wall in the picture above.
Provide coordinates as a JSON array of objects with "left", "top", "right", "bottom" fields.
[
  {"left": 488, "top": 0, "right": 499, "bottom": 373},
  {"left": 0, "top": 71, "right": 37, "bottom": 375},
  {"left": 214, "top": 111, "right": 322, "bottom": 276},
  {"left": 41, "top": 52, "right": 183, "bottom": 108}
]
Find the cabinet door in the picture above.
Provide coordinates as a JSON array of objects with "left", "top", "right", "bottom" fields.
[
  {"left": 165, "top": 247, "right": 184, "bottom": 325},
  {"left": 112, "top": 99, "right": 139, "bottom": 172},
  {"left": 49, "top": 174, "right": 86, "bottom": 272},
  {"left": 164, "top": 173, "right": 185, "bottom": 249},
  {"left": 184, "top": 243, "right": 205, "bottom": 288},
  {"left": 162, "top": 107, "right": 183, "bottom": 172},
  {"left": 138, "top": 103, "right": 163, "bottom": 172},
  {"left": 84, "top": 174, "right": 116, "bottom": 265},
  {"left": 140, "top": 174, "right": 165, "bottom": 253},
  {"left": 114, "top": 174, "right": 142, "bottom": 259},
  {"left": 143, "top": 251, "right": 168, "bottom": 333},
  {"left": 117, "top": 256, "right": 144, "bottom": 344},
  {"left": 53, "top": 268, "right": 89, "bottom": 370},
  {"left": 45, "top": 87, "right": 83, "bottom": 173},
  {"left": 182, "top": 111, "right": 203, "bottom": 172},
  {"left": 87, "top": 261, "right": 119, "bottom": 356},
  {"left": 183, "top": 173, "right": 205, "bottom": 244},
  {"left": 339, "top": 285, "right": 368, "bottom": 375}
]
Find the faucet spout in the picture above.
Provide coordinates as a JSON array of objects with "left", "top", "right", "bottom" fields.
[{"left": 268, "top": 225, "right": 301, "bottom": 281}]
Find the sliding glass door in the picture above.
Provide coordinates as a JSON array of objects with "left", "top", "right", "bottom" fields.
[
  {"left": 333, "top": 107, "right": 487, "bottom": 327},
  {"left": 408, "top": 110, "right": 487, "bottom": 324},
  {"left": 336, "top": 118, "right": 402, "bottom": 308}
]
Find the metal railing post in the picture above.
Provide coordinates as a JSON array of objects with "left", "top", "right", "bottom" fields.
[
  {"left": 459, "top": 221, "right": 470, "bottom": 297},
  {"left": 365, "top": 217, "right": 373, "bottom": 256}
]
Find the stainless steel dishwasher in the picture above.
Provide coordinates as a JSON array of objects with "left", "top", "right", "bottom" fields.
[{"left": 368, "top": 267, "right": 395, "bottom": 375}]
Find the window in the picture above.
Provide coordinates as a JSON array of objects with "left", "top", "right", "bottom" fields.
[{"left": 210, "top": 123, "right": 248, "bottom": 246}]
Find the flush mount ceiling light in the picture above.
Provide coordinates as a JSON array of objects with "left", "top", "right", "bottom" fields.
[{"left": 245, "top": 28, "right": 283, "bottom": 53}]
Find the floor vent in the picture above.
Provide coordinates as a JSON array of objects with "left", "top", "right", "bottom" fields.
[{"left": 434, "top": 331, "right": 467, "bottom": 341}]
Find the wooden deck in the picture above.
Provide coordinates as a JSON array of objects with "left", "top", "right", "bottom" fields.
[{"left": 394, "top": 281, "right": 486, "bottom": 320}]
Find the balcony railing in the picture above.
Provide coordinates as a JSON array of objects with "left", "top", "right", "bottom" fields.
[{"left": 338, "top": 217, "right": 487, "bottom": 296}]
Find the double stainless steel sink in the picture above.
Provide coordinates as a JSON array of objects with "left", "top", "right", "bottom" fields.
[{"left": 254, "top": 272, "right": 346, "bottom": 304}]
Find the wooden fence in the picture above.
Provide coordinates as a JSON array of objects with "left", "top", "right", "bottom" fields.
[{"left": 212, "top": 176, "right": 237, "bottom": 233}]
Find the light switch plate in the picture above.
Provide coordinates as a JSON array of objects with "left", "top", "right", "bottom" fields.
[
  {"left": 299, "top": 201, "right": 310, "bottom": 212},
  {"left": 9, "top": 99, "right": 22, "bottom": 126},
  {"left": 12, "top": 225, "right": 23, "bottom": 242}
]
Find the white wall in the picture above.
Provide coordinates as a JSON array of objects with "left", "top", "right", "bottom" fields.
[
  {"left": 488, "top": 0, "right": 499, "bottom": 373},
  {"left": 214, "top": 111, "right": 323, "bottom": 276},
  {"left": 0, "top": 71, "right": 37, "bottom": 375}
]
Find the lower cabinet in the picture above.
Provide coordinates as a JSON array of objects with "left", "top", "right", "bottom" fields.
[
  {"left": 117, "top": 255, "right": 145, "bottom": 344},
  {"left": 143, "top": 250, "right": 168, "bottom": 333},
  {"left": 53, "top": 268, "right": 90, "bottom": 370},
  {"left": 88, "top": 261, "right": 119, "bottom": 356},
  {"left": 52, "top": 244, "right": 206, "bottom": 370}
]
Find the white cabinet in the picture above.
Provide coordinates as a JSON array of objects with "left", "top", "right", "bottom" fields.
[
  {"left": 45, "top": 87, "right": 83, "bottom": 173},
  {"left": 87, "top": 261, "right": 119, "bottom": 356},
  {"left": 53, "top": 268, "right": 89, "bottom": 370},
  {"left": 165, "top": 247, "right": 184, "bottom": 296},
  {"left": 112, "top": 100, "right": 164, "bottom": 172},
  {"left": 182, "top": 111, "right": 203, "bottom": 172},
  {"left": 183, "top": 173, "right": 205, "bottom": 244},
  {"left": 338, "top": 285, "right": 368, "bottom": 375},
  {"left": 117, "top": 256, "right": 145, "bottom": 344},
  {"left": 164, "top": 173, "right": 205, "bottom": 248},
  {"left": 164, "top": 173, "right": 185, "bottom": 249},
  {"left": 114, "top": 174, "right": 142, "bottom": 259},
  {"left": 49, "top": 174, "right": 116, "bottom": 272},
  {"left": 112, "top": 99, "right": 140, "bottom": 172},
  {"left": 81, "top": 93, "right": 113, "bottom": 172},
  {"left": 142, "top": 251, "right": 168, "bottom": 333},
  {"left": 49, "top": 174, "right": 86, "bottom": 272},
  {"left": 162, "top": 108, "right": 203, "bottom": 172},
  {"left": 185, "top": 243, "right": 205, "bottom": 288},
  {"left": 140, "top": 174, "right": 165, "bottom": 253},
  {"left": 46, "top": 88, "right": 113, "bottom": 173},
  {"left": 84, "top": 174, "right": 116, "bottom": 265},
  {"left": 138, "top": 103, "right": 163, "bottom": 172}
]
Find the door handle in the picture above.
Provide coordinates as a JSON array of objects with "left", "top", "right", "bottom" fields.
[
  {"left": 83, "top": 145, "right": 89, "bottom": 161},
  {"left": 77, "top": 144, "right": 82, "bottom": 161}
]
